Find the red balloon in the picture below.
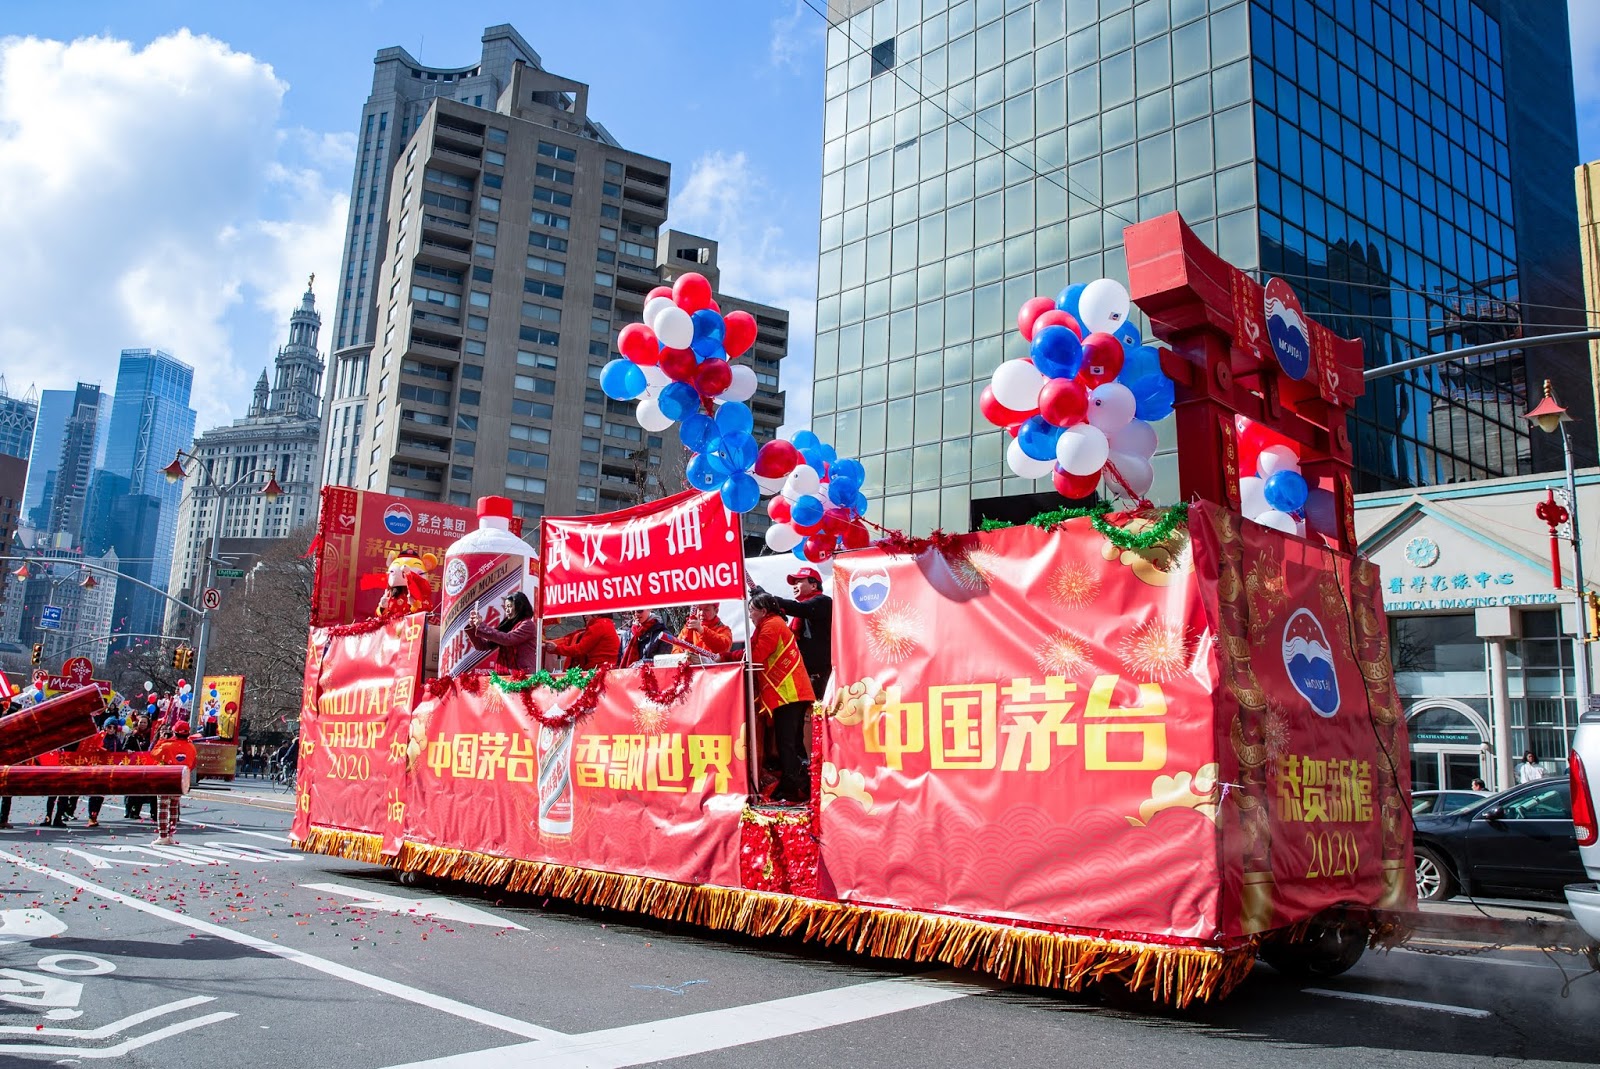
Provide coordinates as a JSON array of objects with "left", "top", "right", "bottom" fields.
[
  {"left": 1078, "top": 336, "right": 1125, "bottom": 387},
  {"left": 645, "top": 286, "right": 673, "bottom": 304},
  {"left": 1052, "top": 466, "right": 1101, "bottom": 498},
  {"left": 617, "top": 322, "right": 660, "bottom": 365},
  {"left": 722, "top": 310, "right": 758, "bottom": 357},
  {"left": 1038, "top": 378, "right": 1089, "bottom": 427},
  {"left": 754, "top": 439, "right": 800, "bottom": 478},
  {"left": 792, "top": 515, "right": 824, "bottom": 535},
  {"left": 694, "top": 358, "right": 733, "bottom": 397},
  {"left": 767, "top": 496, "right": 792, "bottom": 524},
  {"left": 1007, "top": 423, "right": 1022, "bottom": 438},
  {"left": 840, "top": 520, "right": 872, "bottom": 550},
  {"left": 802, "top": 533, "right": 835, "bottom": 563},
  {"left": 979, "top": 385, "right": 1037, "bottom": 428},
  {"left": 1239, "top": 419, "right": 1299, "bottom": 475},
  {"left": 1032, "top": 309, "right": 1082, "bottom": 338},
  {"left": 1016, "top": 296, "right": 1057, "bottom": 341},
  {"left": 673, "top": 272, "right": 714, "bottom": 312},
  {"left": 822, "top": 506, "right": 854, "bottom": 536},
  {"left": 659, "top": 347, "right": 697, "bottom": 382}
]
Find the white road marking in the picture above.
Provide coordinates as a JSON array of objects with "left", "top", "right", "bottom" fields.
[
  {"left": 54, "top": 846, "right": 163, "bottom": 870},
  {"left": 0, "top": 1010, "right": 237, "bottom": 1057},
  {"left": 1305, "top": 987, "right": 1492, "bottom": 1018},
  {"left": 0, "top": 909, "right": 69, "bottom": 942},
  {"left": 301, "top": 882, "right": 527, "bottom": 930},
  {"left": 181, "top": 819, "right": 290, "bottom": 843},
  {"left": 0, "top": 995, "right": 217, "bottom": 1037},
  {"left": 0, "top": 847, "right": 561, "bottom": 1041},
  {"left": 381, "top": 974, "right": 984, "bottom": 1069}
]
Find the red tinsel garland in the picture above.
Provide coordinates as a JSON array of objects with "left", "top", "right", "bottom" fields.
[
  {"left": 637, "top": 661, "right": 698, "bottom": 709},
  {"left": 319, "top": 616, "right": 391, "bottom": 638},
  {"left": 419, "top": 666, "right": 614, "bottom": 730}
]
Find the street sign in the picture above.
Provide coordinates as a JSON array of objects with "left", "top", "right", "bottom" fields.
[
  {"left": 43, "top": 676, "right": 111, "bottom": 697},
  {"left": 60, "top": 657, "right": 94, "bottom": 686},
  {"left": 38, "top": 606, "right": 62, "bottom": 631},
  {"left": 202, "top": 588, "right": 222, "bottom": 610},
  {"left": 216, "top": 568, "right": 246, "bottom": 579}
]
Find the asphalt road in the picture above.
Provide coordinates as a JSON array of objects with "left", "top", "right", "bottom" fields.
[{"left": 0, "top": 793, "right": 1595, "bottom": 1068}]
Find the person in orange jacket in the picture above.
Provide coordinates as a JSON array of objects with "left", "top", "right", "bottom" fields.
[
  {"left": 149, "top": 722, "right": 199, "bottom": 845},
  {"left": 547, "top": 614, "right": 620, "bottom": 670},
  {"left": 749, "top": 593, "right": 817, "bottom": 803},
  {"left": 676, "top": 603, "right": 733, "bottom": 661}
]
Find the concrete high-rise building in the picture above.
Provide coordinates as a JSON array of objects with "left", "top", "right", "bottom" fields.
[
  {"left": 813, "top": 0, "right": 1589, "bottom": 532},
  {"left": 46, "top": 384, "right": 102, "bottom": 544},
  {"left": 167, "top": 282, "right": 325, "bottom": 632},
  {"left": 321, "top": 25, "right": 542, "bottom": 489},
  {"left": 23, "top": 389, "right": 72, "bottom": 531},
  {"left": 86, "top": 350, "right": 196, "bottom": 640},
  {"left": 0, "top": 379, "right": 37, "bottom": 462},
  {"left": 343, "top": 49, "right": 788, "bottom": 521}
]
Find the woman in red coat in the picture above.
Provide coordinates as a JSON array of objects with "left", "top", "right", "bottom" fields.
[
  {"left": 465, "top": 592, "right": 541, "bottom": 673},
  {"left": 547, "top": 614, "right": 620, "bottom": 670}
]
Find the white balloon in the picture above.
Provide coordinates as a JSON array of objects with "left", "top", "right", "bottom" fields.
[
  {"left": 1253, "top": 509, "right": 1299, "bottom": 535},
  {"left": 1055, "top": 424, "right": 1110, "bottom": 476},
  {"left": 990, "top": 359, "right": 1047, "bottom": 412},
  {"left": 1239, "top": 475, "right": 1268, "bottom": 517},
  {"left": 1109, "top": 418, "right": 1158, "bottom": 459},
  {"left": 1078, "top": 278, "right": 1131, "bottom": 334},
  {"left": 654, "top": 306, "right": 694, "bottom": 350},
  {"left": 765, "top": 523, "right": 803, "bottom": 552},
  {"left": 1087, "top": 382, "right": 1137, "bottom": 433},
  {"left": 641, "top": 364, "right": 670, "bottom": 388},
  {"left": 1255, "top": 444, "right": 1301, "bottom": 478},
  {"left": 1106, "top": 451, "right": 1154, "bottom": 497},
  {"left": 724, "top": 363, "right": 758, "bottom": 402},
  {"left": 754, "top": 472, "right": 787, "bottom": 495},
  {"left": 786, "top": 464, "right": 822, "bottom": 499},
  {"left": 636, "top": 396, "right": 673, "bottom": 432},
  {"left": 642, "top": 296, "right": 676, "bottom": 330},
  {"left": 1007, "top": 438, "right": 1057, "bottom": 479}
]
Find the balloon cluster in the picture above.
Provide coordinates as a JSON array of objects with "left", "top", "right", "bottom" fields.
[
  {"left": 983, "top": 278, "right": 1177, "bottom": 500},
  {"left": 758, "top": 432, "right": 872, "bottom": 563},
  {"left": 1236, "top": 418, "right": 1336, "bottom": 538},
  {"left": 602, "top": 271, "right": 765, "bottom": 511}
]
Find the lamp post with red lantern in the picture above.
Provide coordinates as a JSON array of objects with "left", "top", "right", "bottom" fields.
[{"left": 1524, "top": 380, "right": 1591, "bottom": 721}]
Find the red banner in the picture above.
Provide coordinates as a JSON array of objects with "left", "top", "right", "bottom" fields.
[
  {"left": 402, "top": 663, "right": 748, "bottom": 885},
  {"left": 290, "top": 613, "right": 426, "bottom": 847},
  {"left": 820, "top": 504, "right": 1405, "bottom": 940},
  {"left": 539, "top": 490, "right": 745, "bottom": 618},
  {"left": 312, "top": 487, "right": 521, "bottom": 626}
]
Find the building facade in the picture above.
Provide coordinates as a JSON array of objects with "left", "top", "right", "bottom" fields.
[
  {"left": 22, "top": 389, "right": 72, "bottom": 531},
  {"left": 321, "top": 25, "right": 543, "bottom": 489},
  {"left": 44, "top": 384, "right": 103, "bottom": 545},
  {"left": 166, "top": 283, "right": 325, "bottom": 633},
  {"left": 345, "top": 57, "right": 787, "bottom": 521},
  {"left": 0, "top": 380, "right": 37, "bottom": 462},
  {"left": 813, "top": 0, "right": 1589, "bottom": 534}
]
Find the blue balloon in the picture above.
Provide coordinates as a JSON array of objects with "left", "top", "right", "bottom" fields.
[
  {"left": 800, "top": 447, "right": 826, "bottom": 470},
  {"left": 828, "top": 476, "right": 860, "bottom": 506},
  {"left": 1055, "top": 282, "right": 1087, "bottom": 319},
  {"left": 1017, "top": 415, "right": 1064, "bottom": 461},
  {"left": 715, "top": 400, "right": 754, "bottom": 437},
  {"left": 691, "top": 308, "right": 725, "bottom": 343},
  {"left": 658, "top": 381, "right": 699, "bottom": 422},
  {"left": 1030, "top": 326, "right": 1084, "bottom": 380},
  {"left": 720, "top": 472, "right": 760, "bottom": 513},
  {"left": 852, "top": 491, "right": 869, "bottom": 515},
  {"left": 1113, "top": 320, "right": 1143, "bottom": 351},
  {"left": 814, "top": 443, "right": 838, "bottom": 467},
  {"left": 792, "top": 430, "right": 821, "bottom": 451},
  {"left": 600, "top": 358, "right": 646, "bottom": 401},
  {"left": 1118, "top": 344, "right": 1162, "bottom": 387},
  {"left": 722, "top": 432, "right": 758, "bottom": 471},
  {"left": 680, "top": 413, "right": 718, "bottom": 453},
  {"left": 832, "top": 458, "right": 865, "bottom": 484},
  {"left": 791, "top": 494, "right": 825, "bottom": 527},
  {"left": 1263, "top": 470, "right": 1309, "bottom": 514},
  {"left": 705, "top": 449, "right": 735, "bottom": 476},
  {"left": 1132, "top": 375, "right": 1175, "bottom": 422},
  {"left": 686, "top": 453, "right": 721, "bottom": 491},
  {"left": 792, "top": 541, "right": 810, "bottom": 560},
  {"left": 692, "top": 339, "right": 726, "bottom": 361}
]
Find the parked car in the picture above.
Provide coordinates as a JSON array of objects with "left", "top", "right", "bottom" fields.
[
  {"left": 1413, "top": 780, "right": 1585, "bottom": 902},
  {"left": 1411, "top": 790, "right": 1489, "bottom": 817},
  {"left": 1566, "top": 712, "right": 1600, "bottom": 944}
]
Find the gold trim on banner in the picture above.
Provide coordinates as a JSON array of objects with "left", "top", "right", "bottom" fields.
[{"left": 293, "top": 826, "right": 1258, "bottom": 1007}]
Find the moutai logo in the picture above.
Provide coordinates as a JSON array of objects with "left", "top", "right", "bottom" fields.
[
  {"left": 1282, "top": 608, "right": 1339, "bottom": 717},
  {"left": 382, "top": 503, "right": 414, "bottom": 536},
  {"left": 1263, "top": 277, "right": 1311, "bottom": 381},
  {"left": 847, "top": 568, "right": 891, "bottom": 614}
]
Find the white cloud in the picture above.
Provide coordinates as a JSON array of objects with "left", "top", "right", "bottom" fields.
[
  {"left": 1573, "top": 4, "right": 1600, "bottom": 158},
  {"left": 0, "top": 30, "right": 349, "bottom": 434},
  {"left": 669, "top": 151, "right": 817, "bottom": 436},
  {"left": 769, "top": 0, "right": 825, "bottom": 74}
]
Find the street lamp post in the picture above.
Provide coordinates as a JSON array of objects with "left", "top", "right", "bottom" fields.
[
  {"left": 163, "top": 452, "right": 282, "bottom": 728},
  {"left": 1525, "top": 381, "right": 1591, "bottom": 753}
]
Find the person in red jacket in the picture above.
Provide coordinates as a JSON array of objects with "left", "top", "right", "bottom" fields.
[
  {"left": 547, "top": 614, "right": 620, "bottom": 670},
  {"left": 465, "top": 592, "right": 541, "bottom": 673},
  {"left": 149, "top": 722, "right": 199, "bottom": 845}
]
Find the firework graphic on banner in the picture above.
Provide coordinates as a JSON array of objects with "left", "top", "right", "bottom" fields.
[
  {"left": 1035, "top": 629, "right": 1094, "bottom": 677},
  {"left": 1261, "top": 699, "right": 1292, "bottom": 764},
  {"left": 865, "top": 601, "right": 924, "bottom": 663},
  {"left": 1117, "top": 617, "right": 1192, "bottom": 681},
  {"left": 1047, "top": 560, "right": 1102, "bottom": 608},
  {"left": 947, "top": 546, "right": 1006, "bottom": 593},
  {"left": 633, "top": 699, "right": 670, "bottom": 735}
]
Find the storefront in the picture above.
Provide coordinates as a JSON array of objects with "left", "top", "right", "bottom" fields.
[{"left": 1357, "top": 469, "right": 1600, "bottom": 791}]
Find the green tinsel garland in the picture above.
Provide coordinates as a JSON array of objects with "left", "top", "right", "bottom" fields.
[
  {"left": 488, "top": 667, "right": 597, "bottom": 693},
  {"left": 978, "top": 502, "right": 1189, "bottom": 551}
]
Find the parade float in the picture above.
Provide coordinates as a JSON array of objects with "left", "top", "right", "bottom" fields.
[{"left": 290, "top": 212, "right": 1412, "bottom": 1007}]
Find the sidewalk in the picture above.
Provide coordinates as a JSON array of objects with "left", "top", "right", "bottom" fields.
[{"left": 191, "top": 775, "right": 296, "bottom": 812}]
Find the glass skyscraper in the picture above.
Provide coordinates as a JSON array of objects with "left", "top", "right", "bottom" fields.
[{"left": 812, "top": 0, "right": 1589, "bottom": 534}]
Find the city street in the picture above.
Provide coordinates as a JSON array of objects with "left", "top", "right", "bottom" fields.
[{"left": 0, "top": 792, "right": 1591, "bottom": 1068}]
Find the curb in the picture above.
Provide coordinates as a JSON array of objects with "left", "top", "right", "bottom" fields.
[{"left": 1396, "top": 908, "right": 1589, "bottom": 947}]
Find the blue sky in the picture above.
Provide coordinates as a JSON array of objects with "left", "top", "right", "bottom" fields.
[{"left": 0, "top": 2, "right": 1597, "bottom": 437}]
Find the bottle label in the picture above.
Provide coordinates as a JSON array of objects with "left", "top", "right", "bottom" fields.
[
  {"left": 438, "top": 553, "right": 524, "bottom": 677},
  {"left": 536, "top": 722, "right": 575, "bottom": 836}
]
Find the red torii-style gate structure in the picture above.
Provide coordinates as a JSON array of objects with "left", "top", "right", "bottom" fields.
[{"left": 1123, "top": 212, "right": 1366, "bottom": 554}]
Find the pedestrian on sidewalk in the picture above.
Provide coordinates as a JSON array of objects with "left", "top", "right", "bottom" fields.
[
  {"left": 149, "top": 722, "right": 198, "bottom": 845},
  {"left": 1517, "top": 751, "right": 1548, "bottom": 784}
]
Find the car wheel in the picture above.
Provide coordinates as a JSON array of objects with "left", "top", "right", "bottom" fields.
[{"left": 1414, "top": 846, "right": 1457, "bottom": 902}]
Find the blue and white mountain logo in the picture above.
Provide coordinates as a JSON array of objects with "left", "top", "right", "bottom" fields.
[
  {"left": 1263, "top": 277, "right": 1311, "bottom": 381},
  {"left": 382, "top": 502, "right": 414, "bottom": 536},
  {"left": 1282, "top": 608, "right": 1339, "bottom": 717},
  {"left": 848, "top": 568, "right": 891, "bottom": 614}
]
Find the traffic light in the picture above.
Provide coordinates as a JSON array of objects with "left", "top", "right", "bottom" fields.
[
  {"left": 30, "top": 643, "right": 41, "bottom": 666},
  {"left": 178, "top": 646, "right": 195, "bottom": 671},
  {"left": 172, "top": 646, "right": 183, "bottom": 670}
]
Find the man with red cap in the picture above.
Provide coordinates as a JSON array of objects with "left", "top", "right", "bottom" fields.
[
  {"left": 748, "top": 566, "right": 833, "bottom": 694},
  {"left": 149, "top": 722, "right": 199, "bottom": 845}
]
